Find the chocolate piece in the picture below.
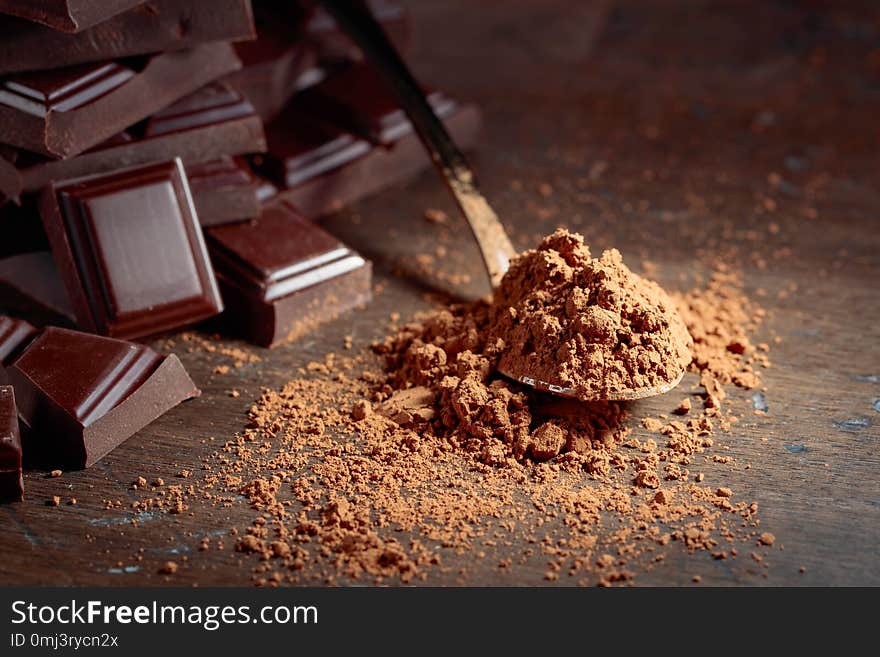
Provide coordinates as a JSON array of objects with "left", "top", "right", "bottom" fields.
[
  {"left": 256, "top": 109, "right": 371, "bottom": 188},
  {"left": 0, "top": 0, "right": 144, "bottom": 33},
  {"left": 187, "top": 157, "right": 261, "bottom": 227},
  {"left": 14, "top": 83, "right": 265, "bottom": 193},
  {"left": 0, "top": 42, "right": 241, "bottom": 158},
  {"left": 306, "top": 0, "right": 412, "bottom": 62},
  {"left": 297, "top": 63, "right": 456, "bottom": 145},
  {"left": 0, "top": 252, "right": 74, "bottom": 323},
  {"left": 259, "top": 100, "right": 482, "bottom": 218},
  {"left": 8, "top": 326, "right": 199, "bottom": 468},
  {"left": 0, "top": 385, "right": 23, "bottom": 502},
  {"left": 225, "top": 31, "right": 321, "bottom": 122},
  {"left": 0, "top": 0, "right": 255, "bottom": 74},
  {"left": 207, "top": 199, "right": 372, "bottom": 347},
  {"left": 0, "top": 316, "right": 38, "bottom": 386},
  {"left": 40, "top": 158, "right": 223, "bottom": 339}
]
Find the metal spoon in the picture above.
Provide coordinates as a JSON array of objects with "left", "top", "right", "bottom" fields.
[{"left": 320, "top": 0, "right": 685, "bottom": 402}]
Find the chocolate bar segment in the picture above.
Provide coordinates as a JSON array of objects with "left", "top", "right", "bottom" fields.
[
  {"left": 40, "top": 158, "right": 223, "bottom": 339},
  {"left": 297, "top": 62, "right": 456, "bottom": 145},
  {"left": 0, "top": 385, "right": 23, "bottom": 502},
  {"left": 256, "top": 108, "right": 371, "bottom": 188},
  {"left": 207, "top": 199, "right": 372, "bottom": 347},
  {"left": 0, "top": 0, "right": 145, "bottom": 33},
  {"left": 8, "top": 326, "right": 199, "bottom": 468},
  {"left": 0, "top": 316, "right": 38, "bottom": 385},
  {"left": 0, "top": 42, "right": 241, "bottom": 158},
  {"left": 0, "top": 0, "right": 255, "bottom": 74},
  {"left": 225, "top": 23, "right": 321, "bottom": 122},
  {"left": 259, "top": 99, "right": 482, "bottom": 218},
  {"left": 14, "top": 83, "right": 265, "bottom": 193},
  {"left": 187, "top": 157, "right": 260, "bottom": 226}
]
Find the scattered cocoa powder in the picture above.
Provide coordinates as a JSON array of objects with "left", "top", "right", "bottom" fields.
[{"left": 129, "top": 234, "right": 775, "bottom": 586}]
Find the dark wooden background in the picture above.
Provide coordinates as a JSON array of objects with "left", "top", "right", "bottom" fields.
[{"left": 2, "top": 0, "right": 878, "bottom": 586}]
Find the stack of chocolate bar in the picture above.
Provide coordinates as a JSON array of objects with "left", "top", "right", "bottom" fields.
[{"left": 0, "top": 0, "right": 482, "bottom": 501}]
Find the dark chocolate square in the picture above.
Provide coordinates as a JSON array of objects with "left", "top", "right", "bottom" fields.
[
  {"left": 8, "top": 326, "right": 199, "bottom": 468},
  {"left": 40, "top": 158, "right": 223, "bottom": 339},
  {"left": 0, "top": 61, "right": 135, "bottom": 116},
  {"left": 207, "top": 199, "right": 372, "bottom": 347}
]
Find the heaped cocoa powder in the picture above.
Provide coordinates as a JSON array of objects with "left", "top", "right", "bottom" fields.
[
  {"left": 132, "top": 232, "right": 773, "bottom": 586},
  {"left": 491, "top": 230, "right": 692, "bottom": 399}
]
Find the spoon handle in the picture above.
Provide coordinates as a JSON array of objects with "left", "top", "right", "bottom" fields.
[{"left": 319, "top": 0, "right": 516, "bottom": 289}]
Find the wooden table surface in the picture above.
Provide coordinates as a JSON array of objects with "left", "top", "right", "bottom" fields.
[{"left": 2, "top": 0, "right": 878, "bottom": 586}]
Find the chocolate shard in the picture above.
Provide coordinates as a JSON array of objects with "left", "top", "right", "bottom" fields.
[
  {"left": 225, "top": 24, "right": 322, "bottom": 122},
  {"left": 187, "top": 157, "right": 261, "bottom": 227},
  {"left": 0, "top": 316, "right": 38, "bottom": 386},
  {"left": 296, "top": 62, "right": 456, "bottom": 146},
  {"left": 0, "top": 42, "right": 242, "bottom": 158},
  {"left": 0, "top": 385, "right": 23, "bottom": 502},
  {"left": 0, "top": 252, "right": 74, "bottom": 323},
  {"left": 206, "top": 199, "right": 372, "bottom": 347},
  {"left": 257, "top": 97, "right": 482, "bottom": 219},
  {"left": 0, "top": 0, "right": 256, "bottom": 74},
  {"left": 143, "top": 82, "right": 257, "bottom": 138},
  {"left": 0, "top": 0, "right": 145, "bottom": 33},
  {"left": 16, "top": 82, "right": 265, "bottom": 193},
  {"left": 9, "top": 326, "right": 199, "bottom": 469},
  {"left": 40, "top": 158, "right": 223, "bottom": 340},
  {"left": 255, "top": 108, "right": 371, "bottom": 189}
]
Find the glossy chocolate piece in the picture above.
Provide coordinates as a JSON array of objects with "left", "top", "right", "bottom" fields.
[
  {"left": 0, "top": 0, "right": 144, "bottom": 33},
  {"left": 255, "top": 106, "right": 371, "bottom": 188},
  {"left": 0, "top": 252, "right": 74, "bottom": 323},
  {"left": 297, "top": 62, "right": 456, "bottom": 145},
  {"left": 207, "top": 199, "right": 372, "bottom": 347},
  {"left": 225, "top": 24, "right": 320, "bottom": 122},
  {"left": 8, "top": 326, "right": 199, "bottom": 468},
  {"left": 14, "top": 83, "right": 265, "bottom": 193},
  {"left": 40, "top": 158, "right": 223, "bottom": 339},
  {"left": 187, "top": 157, "right": 261, "bottom": 227},
  {"left": 262, "top": 100, "right": 483, "bottom": 218},
  {"left": 0, "top": 42, "right": 241, "bottom": 158},
  {"left": 0, "top": 0, "right": 255, "bottom": 74},
  {"left": 0, "top": 385, "right": 23, "bottom": 502},
  {"left": 0, "top": 316, "right": 38, "bottom": 386}
]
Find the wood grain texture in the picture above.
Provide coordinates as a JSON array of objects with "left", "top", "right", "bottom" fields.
[{"left": 1, "top": 0, "right": 878, "bottom": 586}]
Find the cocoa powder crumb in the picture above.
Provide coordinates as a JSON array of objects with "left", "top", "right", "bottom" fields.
[
  {"left": 759, "top": 532, "right": 776, "bottom": 546},
  {"left": 159, "top": 561, "right": 178, "bottom": 575},
  {"left": 673, "top": 398, "right": 691, "bottom": 415}
]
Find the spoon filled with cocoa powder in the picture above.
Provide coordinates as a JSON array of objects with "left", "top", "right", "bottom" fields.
[{"left": 323, "top": 1, "right": 692, "bottom": 401}]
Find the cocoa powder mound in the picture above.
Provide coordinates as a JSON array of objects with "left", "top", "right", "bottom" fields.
[{"left": 491, "top": 230, "right": 692, "bottom": 399}]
